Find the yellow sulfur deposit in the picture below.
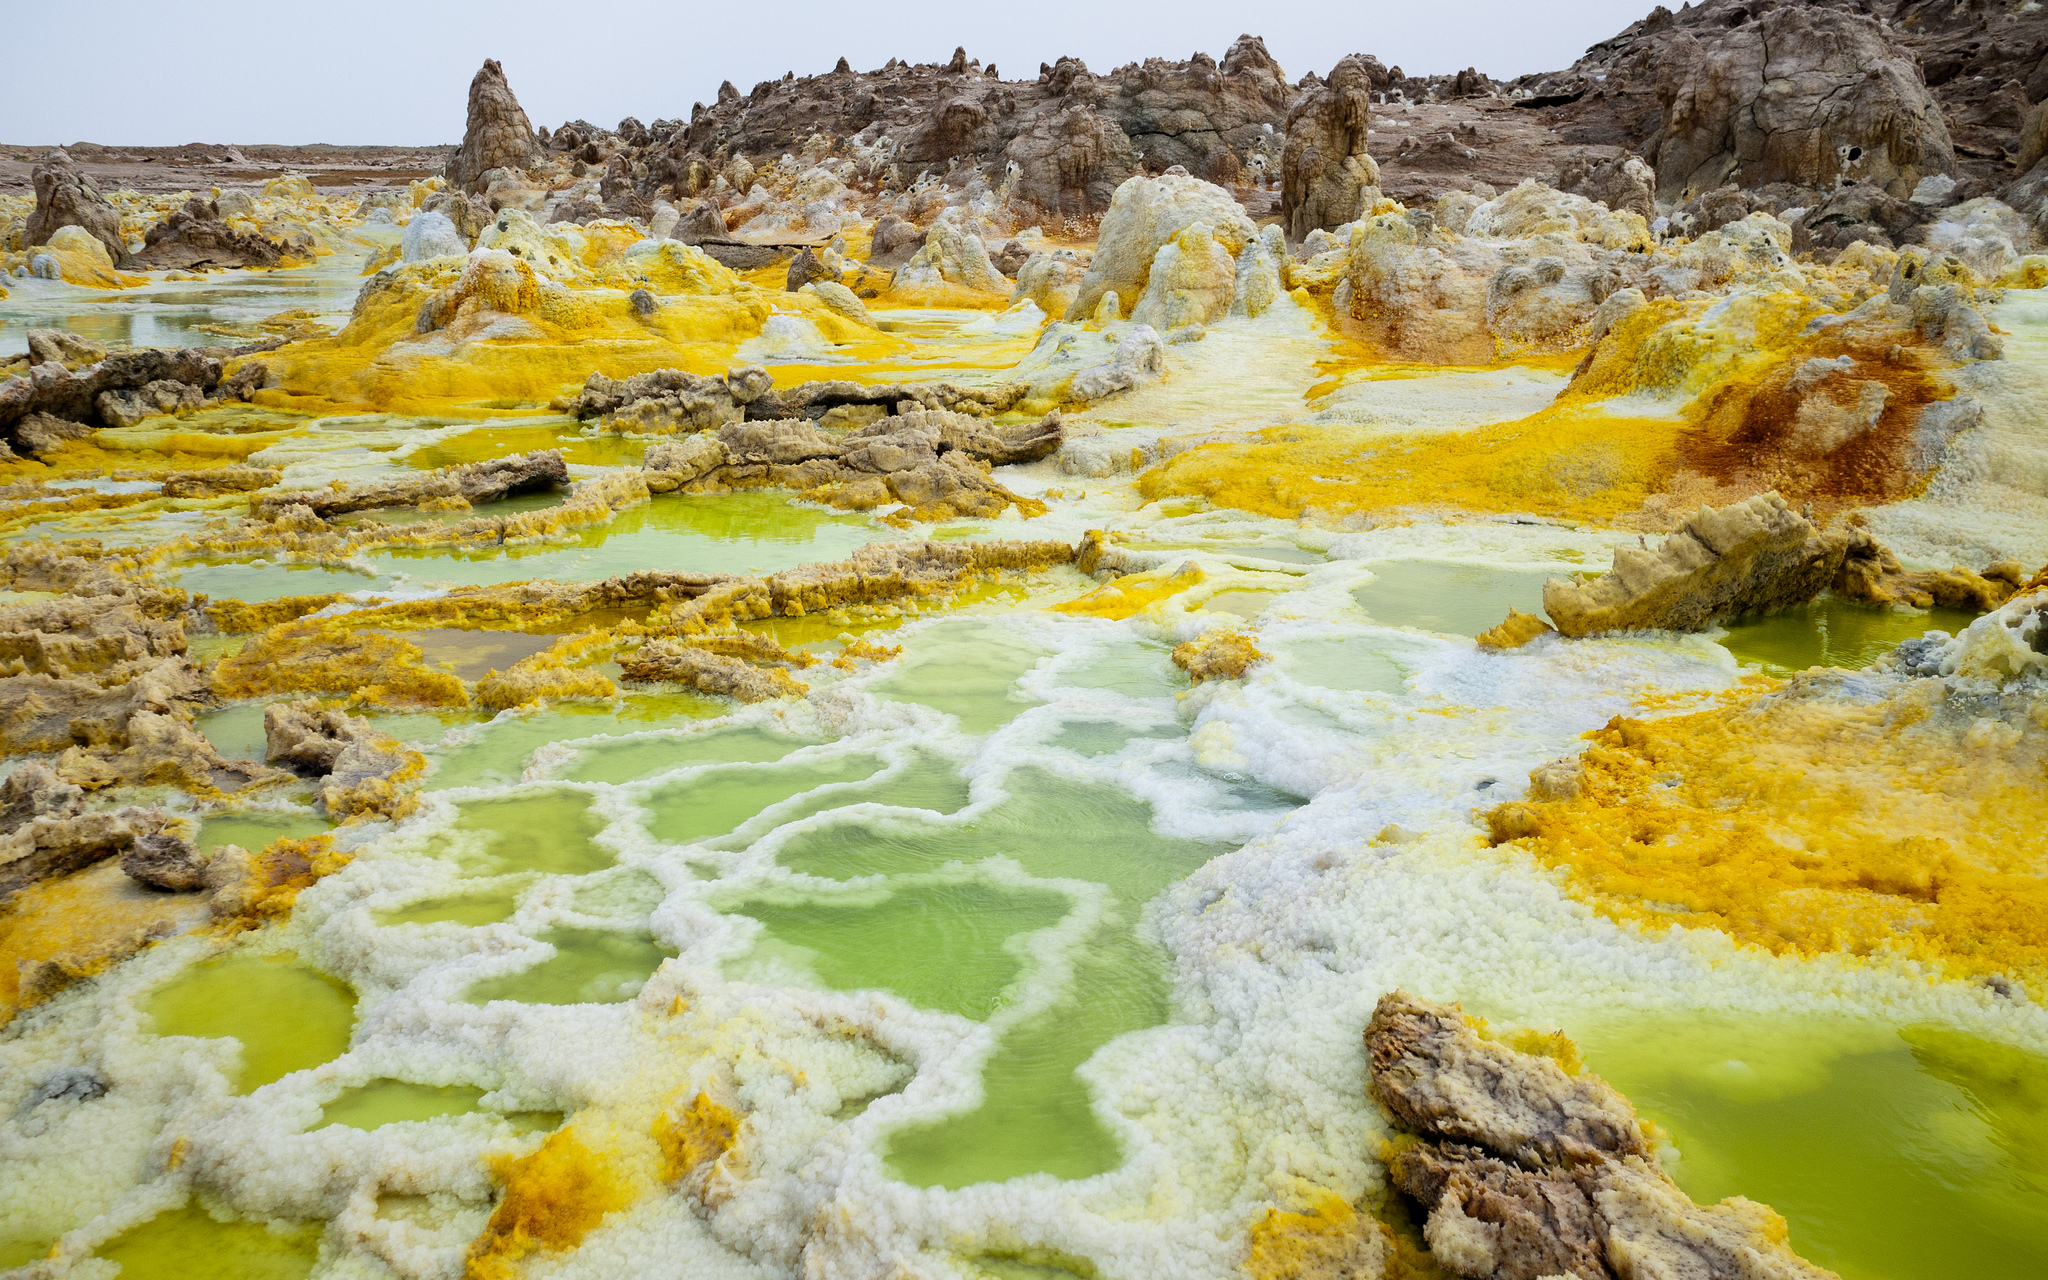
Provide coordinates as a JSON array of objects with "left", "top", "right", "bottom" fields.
[
  {"left": 465, "top": 1128, "right": 633, "bottom": 1280},
  {"left": 652, "top": 1091, "right": 741, "bottom": 1182},
  {"left": 1489, "top": 677, "right": 2048, "bottom": 988},
  {"left": 1243, "top": 1186, "right": 1391, "bottom": 1280}
]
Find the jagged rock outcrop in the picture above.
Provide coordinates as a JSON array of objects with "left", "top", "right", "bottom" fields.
[
  {"left": 574, "top": 366, "right": 1027, "bottom": 432},
  {"left": 0, "top": 586, "right": 279, "bottom": 794},
  {"left": 445, "top": 59, "right": 546, "bottom": 194},
  {"left": 1282, "top": 55, "right": 1380, "bottom": 238},
  {"left": 642, "top": 409, "right": 1062, "bottom": 520},
  {"left": 251, "top": 449, "right": 568, "bottom": 521},
  {"left": 1542, "top": 494, "right": 1848, "bottom": 636},
  {"left": 0, "top": 761, "right": 196, "bottom": 900},
  {"left": 120, "top": 831, "right": 208, "bottom": 891},
  {"left": 129, "top": 197, "right": 290, "bottom": 270},
  {"left": 263, "top": 700, "right": 424, "bottom": 820},
  {"left": 1370, "top": 992, "right": 1840, "bottom": 1280},
  {"left": 0, "top": 345, "right": 270, "bottom": 450},
  {"left": 25, "top": 150, "right": 129, "bottom": 266},
  {"left": 1647, "top": 7, "right": 1954, "bottom": 202},
  {"left": 23, "top": 330, "right": 107, "bottom": 368}
]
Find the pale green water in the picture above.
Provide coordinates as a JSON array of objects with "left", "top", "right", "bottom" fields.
[
  {"left": 750, "top": 767, "right": 1230, "bottom": 1186},
  {"left": 195, "top": 811, "right": 331, "bottom": 859},
  {"left": 318, "top": 1080, "right": 560, "bottom": 1133},
  {"left": 464, "top": 927, "right": 675, "bottom": 1005},
  {"left": 144, "top": 952, "right": 355, "bottom": 1093},
  {"left": 1717, "top": 595, "right": 1982, "bottom": 675},
  {"left": 94, "top": 1203, "right": 320, "bottom": 1280},
  {"left": 1351, "top": 560, "right": 1556, "bottom": 636},
  {"left": 172, "top": 492, "right": 885, "bottom": 602},
  {"left": 869, "top": 618, "right": 1047, "bottom": 732},
  {"left": 1575, "top": 1014, "right": 2048, "bottom": 1278}
]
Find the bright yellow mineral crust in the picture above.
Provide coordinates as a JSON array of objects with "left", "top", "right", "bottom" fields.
[
  {"left": 464, "top": 1128, "right": 632, "bottom": 1280},
  {"left": 1489, "top": 679, "right": 2048, "bottom": 990}
]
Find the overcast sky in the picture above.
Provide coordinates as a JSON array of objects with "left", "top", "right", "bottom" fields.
[{"left": 11, "top": 0, "right": 1655, "bottom": 146}]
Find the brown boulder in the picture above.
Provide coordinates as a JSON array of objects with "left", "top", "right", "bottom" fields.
[
  {"left": 130, "top": 197, "right": 288, "bottom": 270},
  {"left": 25, "top": 150, "right": 129, "bottom": 266}
]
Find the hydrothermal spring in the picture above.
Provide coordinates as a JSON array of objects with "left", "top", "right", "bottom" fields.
[{"left": 2, "top": 152, "right": 2047, "bottom": 1280}]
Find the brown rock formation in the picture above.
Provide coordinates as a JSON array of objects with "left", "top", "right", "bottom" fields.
[
  {"left": 1369, "top": 991, "right": 1839, "bottom": 1280},
  {"left": 0, "top": 344, "right": 271, "bottom": 451},
  {"left": 249, "top": 449, "right": 569, "bottom": 521},
  {"left": 641, "top": 410, "right": 1060, "bottom": 521},
  {"left": 1542, "top": 494, "right": 1850, "bottom": 636},
  {"left": 1283, "top": 55, "right": 1379, "bottom": 239},
  {"left": 25, "top": 150, "right": 129, "bottom": 266},
  {"left": 1647, "top": 7, "right": 1954, "bottom": 201},
  {"left": 130, "top": 196, "right": 290, "bottom": 270},
  {"left": 263, "top": 700, "right": 425, "bottom": 821},
  {"left": 445, "top": 59, "right": 546, "bottom": 194},
  {"left": 575, "top": 366, "right": 1027, "bottom": 431},
  {"left": 120, "top": 831, "right": 208, "bottom": 891}
]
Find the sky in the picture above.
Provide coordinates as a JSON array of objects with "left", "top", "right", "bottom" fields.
[{"left": 9, "top": 0, "right": 1656, "bottom": 147}]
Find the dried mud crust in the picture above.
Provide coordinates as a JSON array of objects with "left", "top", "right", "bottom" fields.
[{"left": 1368, "top": 991, "right": 1839, "bottom": 1280}]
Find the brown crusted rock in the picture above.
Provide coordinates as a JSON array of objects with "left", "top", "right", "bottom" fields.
[
  {"left": 1366, "top": 991, "right": 1647, "bottom": 1168},
  {"left": 25, "top": 330, "right": 107, "bottom": 368},
  {"left": 1283, "top": 55, "right": 1379, "bottom": 239},
  {"left": 263, "top": 700, "right": 423, "bottom": 821},
  {"left": 445, "top": 59, "right": 546, "bottom": 193},
  {"left": 786, "top": 246, "right": 834, "bottom": 292},
  {"left": 620, "top": 638, "right": 808, "bottom": 702},
  {"left": 673, "top": 199, "right": 729, "bottom": 245},
  {"left": 1389, "top": 1142, "right": 1613, "bottom": 1280},
  {"left": 1650, "top": 8, "right": 1954, "bottom": 203},
  {"left": 641, "top": 435, "right": 731, "bottom": 489},
  {"left": 1541, "top": 495, "right": 1848, "bottom": 638},
  {"left": 1172, "top": 631, "right": 1266, "bottom": 682},
  {"left": 250, "top": 449, "right": 568, "bottom": 520},
  {"left": 120, "top": 831, "right": 207, "bottom": 891},
  {"left": 160, "top": 466, "right": 282, "bottom": 499},
  {"left": 0, "top": 762, "right": 85, "bottom": 830},
  {"left": 96, "top": 379, "right": 207, "bottom": 428},
  {"left": 1588, "top": 1156, "right": 1839, "bottom": 1280},
  {"left": 0, "top": 805, "right": 172, "bottom": 902},
  {"left": 15, "top": 413, "right": 97, "bottom": 454},
  {"left": 130, "top": 197, "right": 289, "bottom": 270},
  {"left": 25, "top": 150, "right": 129, "bottom": 266},
  {"left": 716, "top": 418, "right": 847, "bottom": 466},
  {"left": 1556, "top": 154, "right": 1655, "bottom": 221}
]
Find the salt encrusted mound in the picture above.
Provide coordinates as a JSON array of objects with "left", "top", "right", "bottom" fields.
[
  {"left": 1369, "top": 992, "right": 1840, "bottom": 1280},
  {"left": 24, "top": 150, "right": 128, "bottom": 265},
  {"left": 250, "top": 449, "right": 569, "bottom": 520},
  {"left": 0, "top": 760, "right": 184, "bottom": 901},
  {"left": 129, "top": 196, "right": 288, "bottom": 270},
  {"left": 1282, "top": 55, "right": 1380, "bottom": 239},
  {"left": 1542, "top": 494, "right": 1846, "bottom": 636},
  {"left": 1064, "top": 173, "right": 1257, "bottom": 322},
  {"left": 444, "top": 58, "right": 546, "bottom": 193}
]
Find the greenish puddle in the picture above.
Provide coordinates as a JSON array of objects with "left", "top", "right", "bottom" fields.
[
  {"left": 1717, "top": 595, "right": 1981, "bottom": 675},
  {"left": 196, "top": 811, "right": 331, "bottom": 859},
  {"left": 870, "top": 619, "right": 1046, "bottom": 732},
  {"left": 145, "top": 952, "right": 355, "bottom": 1092},
  {"left": 746, "top": 768, "right": 1231, "bottom": 1186},
  {"left": 1052, "top": 640, "right": 1185, "bottom": 698},
  {"left": 464, "top": 927, "right": 674, "bottom": 1005},
  {"left": 195, "top": 703, "right": 270, "bottom": 764},
  {"left": 93, "top": 1203, "right": 320, "bottom": 1280},
  {"left": 435, "top": 790, "right": 610, "bottom": 877},
  {"left": 1351, "top": 560, "right": 1555, "bottom": 636},
  {"left": 1274, "top": 634, "right": 1432, "bottom": 694},
  {"left": 1051, "top": 722, "right": 1182, "bottom": 757},
  {"left": 1575, "top": 1013, "right": 2048, "bottom": 1280},
  {"left": 318, "top": 1079, "right": 559, "bottom": 1133},
  {"left": 376, "top": 883, "right": 524, "bottom": 928},
  {"left": 171, "top": 491, "right": 883, "bottom": 602},
  {"left": 422, "top": 699, "right": 739, "bottom": 790}
]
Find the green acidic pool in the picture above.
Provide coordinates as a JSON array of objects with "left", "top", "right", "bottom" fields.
[
  {"left": 1351, "top": 560, "right": 1556, "bottom": 637},
  {"left": 317, "top": 1079, "right": 560, "bottom": 1133},
  {"left": 1716, "top": 595, "right": 1983, "bottom": 675},
  {"left": 94, "top": 1203, "right": 321, "bottom": 1280},
  {"left": 144, "top": 952, "right": 355, "bottom": 1093},
  {"left": 1574, "top": 1013, "right": 2048, "bottom": 1280},
  {"left": 463, "top": 927, "right": 675, "bottom": 1005},
  {"left": 752, "top": 767, "right": 1232, "bottom": 1186}
]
